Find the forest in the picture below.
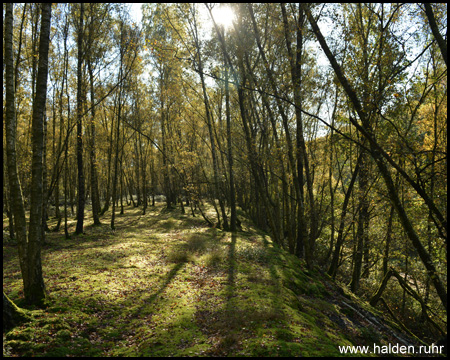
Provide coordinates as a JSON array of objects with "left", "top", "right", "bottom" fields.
[{"left": 3, "top": 3, "right": 447, "bottom": 357}]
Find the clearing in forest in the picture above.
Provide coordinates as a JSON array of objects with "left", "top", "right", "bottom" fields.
[{"left": 3, "top": 203, "right": 417, "bottom": 356}]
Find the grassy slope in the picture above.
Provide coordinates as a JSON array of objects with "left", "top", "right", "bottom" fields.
[{"left": 3, "top": 203, "right": 418, "bottom": 357}]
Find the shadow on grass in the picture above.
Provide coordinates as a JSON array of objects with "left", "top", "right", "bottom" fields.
[
  {"left": 148, "top": 263, "right": 184, "bottom": 303},
  {"left": 6, "top": 203, "right": 304, "bottom": 356},
  {"left": 132, "top": 260, "right": 186, "bottom": 317},
  {"left": 226, "top": 233, "right": 237, "bottom": 301}
]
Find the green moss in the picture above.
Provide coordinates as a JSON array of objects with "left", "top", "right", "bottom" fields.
[
  {"left": 360, "top": 326, "right": 381, "bottom": 343},
  {"left": 305, "top": 281, "right": 327, "bottom": 297},
  {"left": 56, "top": 329, "right": 72, "bottom": 340},
  {"left": 6, "top": 327, "right": 34, "bottom": 341},
  {"left": 4, "top": 339, "right": 33, "bottom": 354},
  {"left": 2, "top": 203, "right": 413, "bottom": 357}
]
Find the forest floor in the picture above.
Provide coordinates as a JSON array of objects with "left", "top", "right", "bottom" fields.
[{"left": 3, "top": 202, "right": 424, "bottom": 357}]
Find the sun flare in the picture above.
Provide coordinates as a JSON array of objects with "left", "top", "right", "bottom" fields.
[{"left": 212, "top": 5, "right": 235, "bottom": 30}]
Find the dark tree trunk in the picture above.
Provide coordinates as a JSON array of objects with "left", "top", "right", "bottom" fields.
[
  {"left": 225, "top": 62, "right": 236, "bottom": 232},
  {"left": 5, "top": 2, "right": 29, "bottom": 300},
  {"left": 75, "top": 3, "right": 85, "bottom": 235},
  {"left": 350, "top": 146, "right": 369, "bottom": 293},
  {"left": 101, "top": 111, "right": 114, "bottom": 215},
  {"left": 26, "top": 2, "right": 52, "bottom": 305},
  {"left": 280, "top": 4, "right": 308, "bottom": 258},
  {"left": 87, "top": 54, "right": 101, "bottom": 225},
  {"left": 134, "top": 135, "right": 142, "bottom": 207},
  {"left": 5, "top": 2, "right": 52, "bottom": 306},
  {"left": 382, "top": 205, "right": 395, "bottom": 276},
  {"left": 111, "top": 20, "right": 125, "bottom": 230},
  {"left": 328, "top": 153, "right": 361, "bottom": 278},
  {"left": 423, "top": 3, "right": 447, "bottom": 66},
  {"left": 3, "top": 292, "right": 30, "bottom": 331}
]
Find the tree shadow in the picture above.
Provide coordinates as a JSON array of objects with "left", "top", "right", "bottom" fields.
[
  {"left": 133, "top": 261, "right": 186, "bottom": 316},
  {"left": 226, "top": 232, "right": 237, "bottom": 302}
]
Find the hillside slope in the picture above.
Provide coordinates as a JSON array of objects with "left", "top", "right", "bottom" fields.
[{"left": 3, "top": 203, "right": 427, "bottom": 356}]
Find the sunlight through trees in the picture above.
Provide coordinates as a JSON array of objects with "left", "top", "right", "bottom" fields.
[{"left": 3, "top": 3, "right": 447, "bottom": 353}]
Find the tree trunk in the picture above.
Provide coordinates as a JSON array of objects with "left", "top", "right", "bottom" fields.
[
  {"left": 350, "top": 145, "right": 369, "bottom": 293},
  {"left": 3, "top": 292, "right": 30, "bottom": 331},
  {"left": 5, "top": 2, "right": 29, "bottom": 300},
  {"left": 63, "top": 18, "right": 71, "bottom": 239},
  {"left": 87, "top": 51, "right": 101, "bottom": 225},
  {"left": 280, "top": 4, "right": 309, "bottom": 259},
  {"left": 382, "top": 205, "right": 395, "bottom": 276},
  {"left": 111, "top": 21, "right": 125, "bottom": 230},
  {"left": 224, "top": 61, "right": 237, "bottom": 232},
  {"left": 75, "top": 3, "right": 85, "bottom": 235},
  {"left": 134, "top": 136, "right": 142, "bottom": 207},
  {"left": 101, "top": 111, "right": 114, "bottom": 215},
  {"left": 5, "top": 2, "right": 52, "bottom": 307},
  {"left": 423, "top": 3, "right": 447, "bottom": 66},
  {"left": 26, "top": 1, "right": 52, "bottom": 305},
  {"left": 328, "top": 153, "right": 362, "bottom": 278},
  {"left": 139, "top": 134, "right": 148, "bottom": 215}
]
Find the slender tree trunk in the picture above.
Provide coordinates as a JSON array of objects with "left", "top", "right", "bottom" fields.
[
  {"left": 5, "top": 2, "right": 29, "bottom": 301},
  {"left": 42, "top": 115, "right": 50, "bottom": 235},
  {"left": 87, "top": 54, "right": 101, "bottom": 225},
  {"left": 52, "top": 85, "right": 61, "bottom": 224},
  {"left": 64, "top": 137, "right": 70, "bottom": 239},
  {"left": 350, "top": 144, "right": 369, "bottom": 293},
  {"left": 134, "top": 137, "right": 142, "bottom": 207},
  {"left": 140, "top": 135, "right": 148, "bottom": 215},
  {"left": 3, "top": 175, "right": 15, "bottom": 240},
  {"left": 111, "top": 90, "right": 122, "bottom": 229},
  {"left": 382, "top": 205, "right": 395, "bottom": 276},
  {"left": 423, "top": 3, "right": 447, "bottom": 66},
  {"left": 120, "top": 159, "right": 124, "bottom": 215},
  {"left": 225, "top": 61, "right": 236, "bottom": 232},
  {"left": 54, "top": 11, "right": 70, "bottom": 232},
  {"left": 111, "top": 22, "right": 124, "bottom": 230},
  {"left": 62, "top": 15, "right": 71, "bottom": 239},
  {"left": 75, "top": 3, "right": 85, "bottom": 235},
  {"left": 160, "top": 69, "right": 172, "bottom": 209},
  {"left": 101, "top": 111, "right": 114, "bottom": 215},
  {"left": 328, "top": 152, "right": 362, "bottom": 278},
  {"left": 151, "top": 148, "right": 156, "bottom": 206},
  {"left": 325, "top": 91, "right": 339, "bottom": 263},
  {"left": 280, "top": 4, "right": 309, "bottom": 259}
]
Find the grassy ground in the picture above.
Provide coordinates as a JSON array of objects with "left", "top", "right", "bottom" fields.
[{"left": 3, "top": 202, "right": 417, "bottom": 356}]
